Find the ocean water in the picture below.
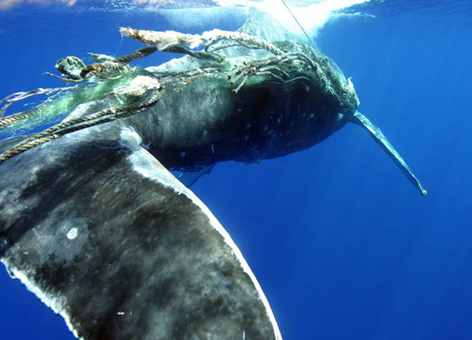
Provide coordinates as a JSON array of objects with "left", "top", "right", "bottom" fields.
[{"left": 0, "top": 1, "right": 471, "bottom": 340}]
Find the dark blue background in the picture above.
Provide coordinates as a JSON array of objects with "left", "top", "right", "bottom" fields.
[{"left": 1, "top": 1, "right": 471, "bottom": 340}]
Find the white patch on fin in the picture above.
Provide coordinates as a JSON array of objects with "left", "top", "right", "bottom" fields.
[
  {"left": 66, "top": 228, "right": 78, "bottom": 240},
  {"left": 2, "top": 261, "right": 84, "bottom": 340}
]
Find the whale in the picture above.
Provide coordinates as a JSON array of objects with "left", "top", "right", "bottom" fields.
[{"left": 0, "top": 8, "right": 426, "bottom": 340}]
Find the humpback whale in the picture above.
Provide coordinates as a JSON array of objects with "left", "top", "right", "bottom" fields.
[{"left": 0, "top": 7, "right": 426, "bottom": 340}]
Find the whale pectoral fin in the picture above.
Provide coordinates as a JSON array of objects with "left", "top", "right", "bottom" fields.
[
  {"left": 0, "top": 130, "right": 280, "bottom": 340},
  {"left": 175, "top": 164, "right": 217, "bottom": 188},
  {"left": 351, "top": 111, "right": 427, "bottom": 196}
]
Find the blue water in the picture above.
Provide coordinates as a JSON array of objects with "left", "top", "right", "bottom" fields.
[{"left": 1, "top": 1, "right": 472, "bottom": 339}]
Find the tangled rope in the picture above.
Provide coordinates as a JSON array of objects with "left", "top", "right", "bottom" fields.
[
  {"left": 0, "top": 86, "right": 84, "bottom": 129},
  {"left": 0, "top": 90, "right": 164, "bottom": 165},
  {"left": 120, "top": 27, "right": 284, "bottom": 56}
]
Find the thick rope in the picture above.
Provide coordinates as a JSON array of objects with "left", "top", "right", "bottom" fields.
[
  {"left": 80, "top": 46, "right": 160, "bottom": 79},
  {"left": 0, "top": 86, "right": 82, "bottom": 127},
  {"left": 120, "top": 27, "right": 283, "bottom": 56},
  {"left": 0, "top": 111, "right": 36, "bottom": 129},
  {"left": 0, "top": 90, "right": 164, "bottom": 165}
]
